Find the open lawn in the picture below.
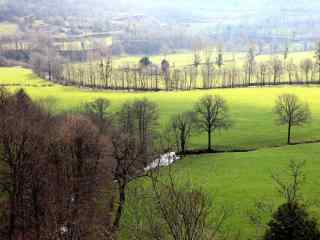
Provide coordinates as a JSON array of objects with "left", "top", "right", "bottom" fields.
[
  {"left": 1, "top": 67, "right": 320, "bottom": 150},
  {"left": 122, "top": 143, "right": 320, "bottom": 239}
]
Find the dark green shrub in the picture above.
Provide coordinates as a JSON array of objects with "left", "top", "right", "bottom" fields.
[{"left": 264, "top": 202, "right": 320, "bottom": 240}]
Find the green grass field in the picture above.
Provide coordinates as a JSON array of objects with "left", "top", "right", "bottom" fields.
[
  {"left": 0, "top": 22, "right": 18, "bottom": 36},
  {"left": 1, "top": 67, "right": 320, "bottom": 150},
  {"left": 113, "top": 50, "right": 314, "bottom": 68},
  {"left": 0, "top": 67, "right": 50, "bottom": 85},
  {"left": 122, "top": 143, "right": 320, "bottom": 239},
  {"left": 113, "top": 51, "right": 246, "bottom": 67},
  {"left": 1, "top": 66, "right": 320, "bottom": 239}
]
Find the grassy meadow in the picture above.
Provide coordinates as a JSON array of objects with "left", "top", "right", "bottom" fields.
[
  {"left": 113, "top": 51, "right": 245, "bottom": 67},
  {"left": 1, "top": 67, "right": 320, "bottom": 150},
  {"left": 112, "top": 50, "right": 315, "bottom": 68},
  {"left": 1, "top": 66, "right": 320, "bottom": 239},
  {"left": 122, "top": 143, "right": 320, "bottom": 239},
  {"left": 0, "top": 22, "right": 18, "bottom": 36}
]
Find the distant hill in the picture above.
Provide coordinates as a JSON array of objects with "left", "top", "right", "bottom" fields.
[
  {"left": 115, "top": 0, "right": 320, "bottom": 11},
  {"left": 1, "top": 0, "right": 320, "bottom": 25}
]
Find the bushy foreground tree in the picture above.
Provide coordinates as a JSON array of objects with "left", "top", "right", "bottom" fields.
[
  {"left": 274, "top": 94, "right": 311, "bottom": 144},
  {"left": 264, "top": 202, "right": 320, "bottom": 240}
]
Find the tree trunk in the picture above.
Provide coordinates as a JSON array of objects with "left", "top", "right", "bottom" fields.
[
  {"left": 208, "top": 128, "right": 212, "bottom": 152},
  {"left": 113, "top": 182, "right": 126, "bottom": 232},
  {"left": 9, "top": 194, "right": 15, "bottom": 240},
  {"left": 287, "top": 123, "right": 292, "bottom": 145},
  {"left": 181, "top": 131, "right": 185, "bottom": 154}
]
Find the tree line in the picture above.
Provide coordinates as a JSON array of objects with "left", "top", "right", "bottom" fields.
[
  {"left": 2, "top": 32, "right": 320, "bottom": 92},
  {"left": 50, "top": 45, "right": 320, "bottom": 91},
  {"left": 166, "top": 93, "right": 311, "bottom": 155}
]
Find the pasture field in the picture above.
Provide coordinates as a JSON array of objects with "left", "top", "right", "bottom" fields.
[
  {"left": 0, "top": 67, "right": 50, "bottom": 86},
  {"left": 122, "top": 143, "right": 320, "bottom": 239},
  {"left": 112, "top": 51, "right": 245, "bottom": 67},
  {"left": 0, "top": 22, "right": 17, "bottom": 36},
  {"left": 112, "top": 50, "right": 314, "bottom": 68},
  {"left": 1, "top": 67, "right": 320, "bottom": 150}
]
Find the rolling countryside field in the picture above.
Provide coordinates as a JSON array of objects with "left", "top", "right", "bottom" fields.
[
  {"left": 2, "top": 0, "right": 320, "bottom": 239},
  {"left": 122, "top": 143, "right": 320, "bottom": 239},
  {"left": 2, "top": 66, "right": 320, "bottom": 150},
  {"left": 1, "top": 64, "right": 320, "bottom": 240},
  {"left": 112, "top": 50, "right": 315, "bottom": 68}
]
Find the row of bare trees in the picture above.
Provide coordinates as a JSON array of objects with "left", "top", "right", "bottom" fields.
[
  {"left": 16, "top": 35, "right": 320, "bottom": 91},
  {"left": 166, "top": 93, "right": 312, "bottom": 155},
  {"left": 58, "top": 54, "right": 320, "bottom": 91}
]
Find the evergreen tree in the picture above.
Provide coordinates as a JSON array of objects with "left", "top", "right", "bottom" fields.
[{"left": 264, "top": 202, "right": 320, "bottom": 240}]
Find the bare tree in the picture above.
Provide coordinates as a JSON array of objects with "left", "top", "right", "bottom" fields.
[
  {"left": 29, "top": 34, "right": 64, "bottom": 82},
  {"left": 286, "top": 59, "right": 296, "bottom": 84},
  {"left": 216, "top": 45, "right": 224, "bottom": 69},
  {"left": 0, "top": 89, "right": 49, "bottom": 240},
  {"left": 49, "top": 115, "right": 114, "bottom": 240},
  {"left": 161, "top": 59, "right": 170, "bottom": 90},
  {"left": 192, "top": 39, "right": 202, "bottom": 68},
  {"left": 126, "top": 167, "right": 228, "bottom": 240},
  {"left": 274, "top": 94, "right": 311, "bottom": 144},
  {"left": 111, "top": 98, "right": 159, "bottom": 233},
  {"left": 300, "top": 59, "right": 314, "bottom": 83},
  {"left": 269, "top": 56, "right": 283, "bottom": 85},
  {"left": 169, "top": 111, "right": 197, "bottom": 154},
  {"left": 83, "top": 98, "right": 111, "bottom": 133},
  {"left": 244, "top": 46, "right": 256, "bottom": 85},
  {"left": 271, "top": 160, "right": 306, "bottom": 203},
  {"left": 283, "top": 42, "right": 289, "bottom": 61},
  {"left": 194, "top": 95, "right": 232, "bottom": 152},
  {"left": 314, "top": 41, "right": 320, "bottom": 82},
  {"left": 0, "top": 88, "right": 115, "bottom": 240}
]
